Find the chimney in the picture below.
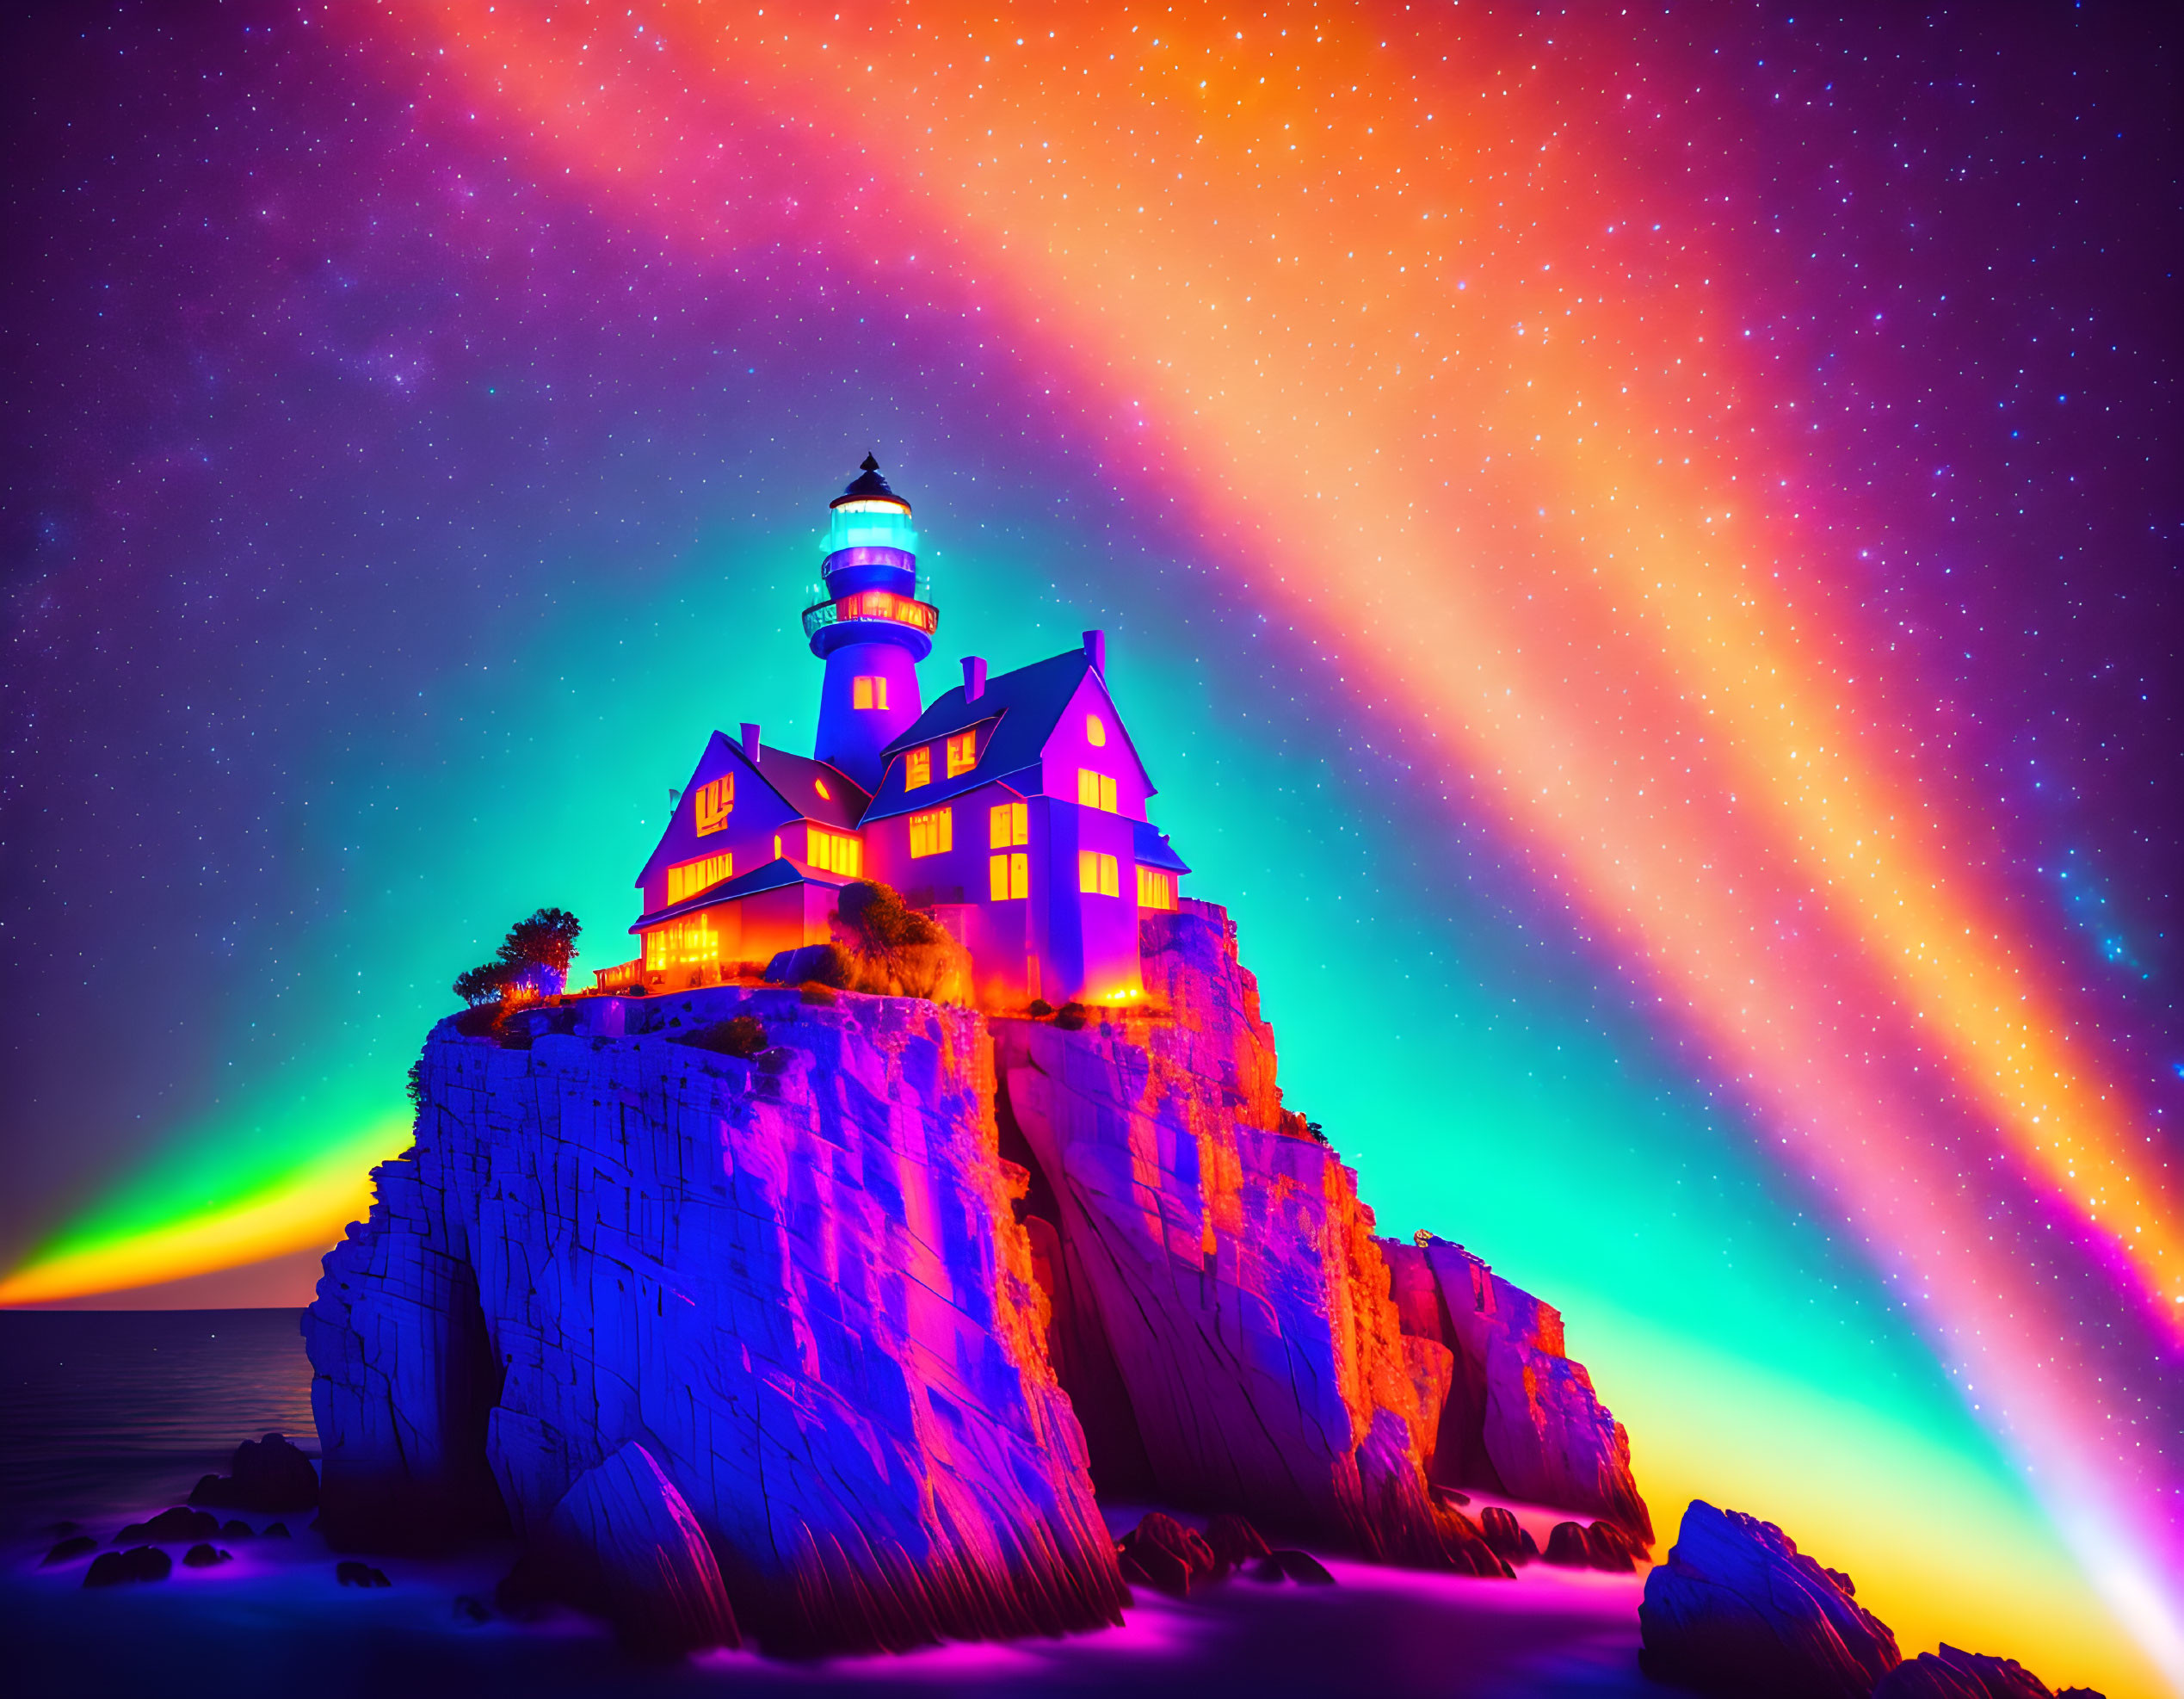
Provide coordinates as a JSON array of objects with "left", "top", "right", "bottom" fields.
[
  {"left": 740, "top": 722, "right": 761, "bottom": 763},
  {"left": 962, "top": 656, "right": 988, "bottom": 701},
  {"left": 1083, "top": 629, "right": 1107, "bottom": 676}
]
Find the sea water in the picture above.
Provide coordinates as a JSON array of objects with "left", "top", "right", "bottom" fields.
[{"left": 0, "top": 1308, "right": 316, "bottom": 1540}]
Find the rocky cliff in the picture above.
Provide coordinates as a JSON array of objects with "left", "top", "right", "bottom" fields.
[{"left": 306, "top": 909, "right": 1646, "bottom": 1653}]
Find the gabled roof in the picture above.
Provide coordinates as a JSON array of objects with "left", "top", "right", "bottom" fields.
[
  {"left": 861, "top": 647, "right": 1155, "bottom": 825},
  {"left": 753, "top": 744, "right": 868, "bottom": 831},
  {"left": 882, "top": 647, "right": 1089, "bottom": 763},
  {"left": 629, "top": 856, "right": 853, "bottom": 934},
  {"left": 636, "top": 734, "right": 869, "bottom": 888}
]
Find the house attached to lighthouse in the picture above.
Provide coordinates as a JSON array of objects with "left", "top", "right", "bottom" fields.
[{"left": 601, "top": 457, "right": 1190, "bottom": 1007}]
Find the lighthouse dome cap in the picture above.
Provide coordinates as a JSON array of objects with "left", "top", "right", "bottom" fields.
[{"left": 830, "top": 452, "right": 910, "bottom": 512}]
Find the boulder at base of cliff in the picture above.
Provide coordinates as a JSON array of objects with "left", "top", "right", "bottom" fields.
[
  {"left": 1873, "top": 1645, "right": 2091, "bottom": 1699},
  {"left": 116, "top": 1506, "right": 218, "bottom": 1544},
  {"left": 532, "top": 1441, "right": 739, "bottom": 1660},
  {"left": 1204, "top": 1513, "right": 1272, "bottom": 1573},
  {"left": 1543, "top": 1519, "right": 1636, "bottom": 1572},
  {"left": 189, "top": 1431, "right": 320, "bottom": 1511},
  {"left": 1118, "top": 1512, "right": 1218, "bottom": 1597},
  {"left": 1638, "top": 1501, "right": 1900, "bottom": 1699},
  {"left": 83, "top": 1548, "right": 170, "bottom": 1587},
  {"left": 1477, "top": 1506, "right": 1539, "bottom": 1564}
]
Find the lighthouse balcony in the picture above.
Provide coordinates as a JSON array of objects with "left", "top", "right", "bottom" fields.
[{"left": 804, "top": 590, "right": 939, "bottom": 657}]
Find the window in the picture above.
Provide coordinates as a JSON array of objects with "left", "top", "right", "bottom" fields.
[
  {"left": 772, "top": 833, "right": 782, "bottom": 859},
  {"left": 989, "top": 801, "right": 1029, "bottom": 848},
  {"left": 946, "top": 731, "right": 978, "bottom": 776},
  {"left": 814, "top": 777, "right": 831, "bottom": 801},
  {"left": 644, "top": 917, "right": 719, "bottom": 972},
  {"left": 1137, "top": 866, "right": 1175, "bottom": 911},
  {"left": 852, "top": 674, "right": 890, "bottom": 711},
  {"left": 909, "top": 806, "right": 953, "bottom": 858},
  {"left": 667, "top": 852, "right": 733, "bottom": 904},
  {"left": 989, "top": 852, "right": 1029, "bottom": 900},
  {"left": 1077, "top": 850, "right": 1120, "bottom": 897},
  {"left": 694, "top": 775, "right": 734, "bottom": 836},
  {"left": 1086, "top": 713, "right": 1107, "bottom": 747},
  {"left": 1077, "top": 769, "right": 1119, "bottom": 812},
  {"left": 807, "top": 827, "right": 863, "bottom": 876},
  {"left": 904, "top": 746, "right": 931, "bottom": 789}
]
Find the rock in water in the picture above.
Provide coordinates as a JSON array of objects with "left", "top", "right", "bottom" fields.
[
  {"left": 41, "top": 1535, "right": 97, "bottom": 1566},
  {"left": 306, "top": 985, "right": 1126, "bottom": 1655},
  {"left": 116, "top": 1506, "right": 218, "bottom": 1544},
  {"left": 1639, "top": 1501, "right": 1900, "bottom": 1699},
  {"left": 1543, "top": 1521, "right": 1595, "bottom": 1568},
  {"left": 535, "top": 1442, "right": 739, "bottom": 1659},
  {"left": 1204, "top": 1512, "right": 1272, "bottom": 1572},
  {"left": 189, "top": 1431, "right": 319, "bottom": 1511},
  {"left": 1266, "top": 1549, "right": 1337, "bottom": 1585},
  {"left": 1477, "top": 1506, "right": 1539, "bottom": 1564},
  {"left": 1872, "top": 1646, "right": 2076, "bottom": 1699},
  {"left": 83, "top": 1548, "right": 170, "bottom": 1587}
]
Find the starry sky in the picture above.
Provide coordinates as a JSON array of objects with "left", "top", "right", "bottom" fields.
[{"left": 2, "top": 2, "right": 2177, "bottom": 1692}]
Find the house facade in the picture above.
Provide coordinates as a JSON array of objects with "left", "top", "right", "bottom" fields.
[{"left": 598, "top": 459, "right": 1190, "bottom": 1007}]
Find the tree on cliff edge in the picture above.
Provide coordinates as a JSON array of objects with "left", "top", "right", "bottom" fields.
[{"left": 453, "top": 907, "right": 583, "bottom": 1005}]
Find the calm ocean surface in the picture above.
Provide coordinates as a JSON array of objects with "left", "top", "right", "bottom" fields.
[{"left": 0, "top": 1307, "right": 316, "bottom": 1539}]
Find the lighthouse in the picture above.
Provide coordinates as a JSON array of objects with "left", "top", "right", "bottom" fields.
[{"left": 803, "top": 455, "right": 936, "bottom": 791}]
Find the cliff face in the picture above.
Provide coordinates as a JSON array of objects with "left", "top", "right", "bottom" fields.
[
  {"left": 995, "top": 912, "right": 1648, "bottom": 1560},
  {"left": 307, "top": 912, "right": 1647, "bottom": 1653},
  {"left": 1384, "top": 1235, "right": 1654, "bottom": 1544},
  {"left": 306, "top": 987, "right": 1126, "bottom": 1654},
  {"left": 994, "top": 912, "right": 1455, "bottom": 1563}
]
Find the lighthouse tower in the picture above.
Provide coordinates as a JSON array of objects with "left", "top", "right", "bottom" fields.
[{"left": 804, "top": 456, "right": 937, "bottom": 790}]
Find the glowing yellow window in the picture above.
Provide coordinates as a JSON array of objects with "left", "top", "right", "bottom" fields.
[
  {"left": 1136, "top": 866, "right": 1175, "bottom": 911},
  {"left": 1077, "top": 850, "right": 1120, "bottom": 898},
  {"left": 667, "top": 852, "right": 733, "bottom": 904},
  {"left": 989, "top": 852, "right": 1029, "bottom": 900},
  {"left": 814, "top": 777, "right": 832, "bottom": 801},
  {"left": 853, "top": 675, "right": 890, "bottom": 711},
  {"left": 1086, "top": 713, "right": 1107, "bottom": 747},
  {"left": 807, "top": 827, "right": 863, "bottom": 877},
  {"left": 694, "top": 775, "right": 734, "bottom": 836},
  {"left": 989, "top": 801, "right": 1028, "bottom": 848},
  {"left": 904, "top": 747, "right": 931, "bottom": 789},
  {"left": 946, "top": 732, "right": 978, "bottom": 776},
  {"left": 909, "top": 806, "right": 953, "bottom": 858},
  {"left": 1077, "top": 769, "right": 1118, "bottom": 812},
  {"left": 644, "top": 917, "right": 719, "bottom": 971}
]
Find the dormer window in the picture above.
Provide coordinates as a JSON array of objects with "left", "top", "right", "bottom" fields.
[
  {"left": 1086, "top": 713, "right": 1107, "bottom": 747},
  {"left": 1077, "top": 769, "right": 1118, "bottom": 812},
  {"left": 694, "top": 775, "right": 734, "bottom": 836},
  {"left": 814, "top": 777, "right": 832, "bottom": 801},
  {"left": 946, "top": 731, "right": 978, "bottom": 777},
  {"left": 853, "top": 675, "right": 890, "bottom": 710},
  {"left": 905, "top": 747, "right": 932, "bottom": 789}
]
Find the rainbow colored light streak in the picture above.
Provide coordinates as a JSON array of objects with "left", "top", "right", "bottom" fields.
[{"left": 363, "top": 1, "right": 2177, "bottom": 1684}]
